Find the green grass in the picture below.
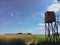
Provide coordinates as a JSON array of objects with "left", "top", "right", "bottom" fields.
[
  {"left": 29, "top": 34, "right": 45, "bottom": 44},
  {"left": 34, "top": 34, "right": 45, "bottom": 38},
  {"left": 33, "top": 34, "right": 45, "bottom": 40}
]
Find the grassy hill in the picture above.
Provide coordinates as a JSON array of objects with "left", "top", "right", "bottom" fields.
[
  {"left": 1, "top": 34, "right": 60, "bottom": 45},
  {"left": 0, "top": 34, "right": 38, "bottom": 45}
]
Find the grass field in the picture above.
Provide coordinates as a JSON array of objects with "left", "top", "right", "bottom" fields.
[
  {"left": 0, "top": 34, "right": 45, "bottom": 45},
  {"left": 0, "top": 34, "right": 60, "bottom": 45}
]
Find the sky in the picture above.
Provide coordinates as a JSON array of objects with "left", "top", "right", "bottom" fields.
[{"left": 0, "top": 0, "right": 60, "bottom": 34}]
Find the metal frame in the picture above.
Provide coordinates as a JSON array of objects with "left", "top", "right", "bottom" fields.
[{"left": 45, "top": 11, "right": 59, "bottom": 41}]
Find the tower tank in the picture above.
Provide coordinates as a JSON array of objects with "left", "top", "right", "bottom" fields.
[{"left": 45, "top": 11, "right": 56, "bottom": 23}]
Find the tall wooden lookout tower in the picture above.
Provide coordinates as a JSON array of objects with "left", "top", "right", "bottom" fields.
[{"left": 45, "top": 11, "right": 59, "bottom": 41}]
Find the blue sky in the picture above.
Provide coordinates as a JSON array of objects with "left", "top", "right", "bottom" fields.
[{"left": 0, "top": 0, "right": 60, "bottom": 34}]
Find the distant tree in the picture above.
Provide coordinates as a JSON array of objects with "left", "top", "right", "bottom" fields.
[
  {"left": 27, "top": 33, "right": 32, "bottom": 35},
  {"left": 17, "top": 33, "right": 23, "bottom": 34}
]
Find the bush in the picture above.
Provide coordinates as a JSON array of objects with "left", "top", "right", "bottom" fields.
[
  {"left": 27, "top": 33, "right": 32, "bottom": 35},
  {"left": 17, "top": 33, "right": 23, "bottom": 34}
]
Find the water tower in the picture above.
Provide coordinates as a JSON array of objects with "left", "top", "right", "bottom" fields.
[{"left": 45, "top": 11, "right": 59, "bottom": 41}]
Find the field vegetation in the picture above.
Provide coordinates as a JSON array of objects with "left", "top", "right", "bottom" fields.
[
  {"left": 0, "top": 34, "right": 60, "bottom": 45},
  {"left": 0, "top": 34, "right": 36, "bottom": 45}
]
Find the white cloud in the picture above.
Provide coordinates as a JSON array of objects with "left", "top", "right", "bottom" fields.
[
  {"left": 32, "top": 15, "right": 35, "bottom": 18},
  {"left": 26, "top": 29, "right": 43, "bottom": 34},
  {"left": 25, "top": 27, "right": 45, "bottom": 34},
  {"left": 10, "top": 12, "right": 14, "bottom": 16},
  {"left": 54, "top": 0, "right": 57, "bottom": 2},
  {"left": 41, "top": 13, "right": 45, "bottom": 18},
  {"left": 26, "top": 30, "right": 33, "bottom": 33},
  {"left": 38, "top": 23, "right": 48, "bottom": 27},
  {"left": 19, "top": 22, "right": 22, "bottom": 24},
  {"left": 48, "top": 3, "right": 60, "bottom": 12},
  {"left": 38, "top": 23, "right": 45, "bottom": 27}
]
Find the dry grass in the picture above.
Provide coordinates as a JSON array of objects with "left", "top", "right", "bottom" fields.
[
  {"left": 0, "top": 34, "right": 34, "bottom": 40},
  {"left": 0, "top": 34, "right": 36, "bottom": 45}
]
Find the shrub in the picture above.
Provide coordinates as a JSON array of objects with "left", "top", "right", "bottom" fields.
[
  {"left": 17, "top": 33, "right": 23, "bottom": 34},
  {"left": 27, "top": 33, "right": 32, "bottom": 35}
]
